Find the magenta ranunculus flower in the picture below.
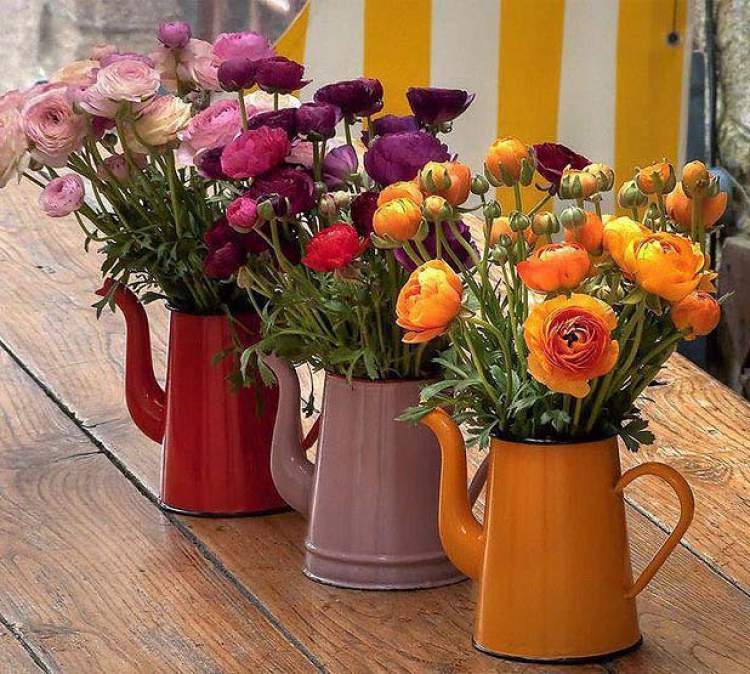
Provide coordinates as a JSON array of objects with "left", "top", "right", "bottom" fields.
[
  {"left": 220, "top": 126, "right": 290, "bottom": 179},
  {"left": 217, "top": 57, "right": 256, "bottom": 92},
  {"left": 363, "top": 114, "right": 419, "bottom": 145},
  {"left": 296, "top": 102, "right": 339, "bottom": 139},
  {"left": 254, "top": 56, "right": 309, "bottom": 94},
  {"left": 406, "top": 87, "right": 475, "bottom": 127},
  {"left": 194, "top": 147, "right": 227, "bottom": 179},
  {"left": 39, "top": 175, "right": 85, "bottom": 217},
  {"left": 158, "top": 20, "right": 192, "bottom": 49},
  {"left": 350, "top": 190, "right": 378, "bottom": 236},
  {"left": 314, "top": 78, "right": 383, "bottom": 119},
  {"left": 212, "top": 31, "right": 275, "bottom": 64},
  {"left": 226, "top": 195, "right": 258, "bottom": 233},
  {"left": 533, "top": 142, "right": 591, "bottom": 193},
  {"left": 22, "top": 86, "right": 87, "bottom": 167},
  {"left": 204, "top": 240, "right": 247, "bottom": 279},
  {"left": 94, "top": 58, "right": 161, "bottom": 103},
  {"left": 176, "top": 99, "right": 243, "bottom": 165},
  {"left": 322, "top": 144, "right": 357, "bottom": 189},
  {"left": 246, "top": 108, "right": 297, "bottom": 139},
  {"left": 363, "top": 131, "right": 450, "bottom": 185},
  {"left": 245, "top": 165, "right": 315, "bottom": 215}
]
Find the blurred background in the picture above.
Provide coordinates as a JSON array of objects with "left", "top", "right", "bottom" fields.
[{"left": 2, "top": 0, "right": 748, "bottom": 399}]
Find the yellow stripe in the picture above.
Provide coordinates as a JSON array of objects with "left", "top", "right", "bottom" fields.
[
  {"left": 615, "top": 0, "right": 687, "bottom": 213},
  {"left": 364, "top": 0, "right": 432, "bottom": 116},
  {"left": 497, "top": 0, "right": 566, "bottom": 211},
  {"left": 274, "top": 1, "right": 310, "bottom": 63}
]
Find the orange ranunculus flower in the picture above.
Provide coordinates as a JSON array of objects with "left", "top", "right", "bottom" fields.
[
  {"left": 635, "top": 161, "right": 675, "bottom": 194},
  {"left": 665, "top": 182, "right": 727, "bottom": 232},
  {"left": 377, "top": 180, "right": 423, "bottom": 207},
  {"left": 624, "top": 232, "right": 705, "bottom": 302},
  {"left": 602, "top": 216, "right": 650, "bottom": 273},
  {"left": 489, "top": 216, "right": 537, "bottom": 246},
  {"left": 517, "top": 242, "right": 591, "bottom": 293},
  {"left": 372, "top": 197, "right": 422, "bottom": 242},
  {"left": 670, "top": 291, "right": 720, "bottom": 339},
  {"left": 559, "top": 168, "right": 599, "bottom": 200},
  {"left": 524, "top": 293, "right": 619, "bottom": 398},
  {"left": 485, "top": 136, "right": 533, "bottom": 186},
  {"left": 583, "top": 162, "right": 615, "bottom": 191},
  {"left": 423, "top": 194, "right": 449, "bottom": 221},
  {"left": 419, "top": 160, "right": 472, "bottom": 205},
  {"left": 564, "top": 211, "right": 604, "bottom": 255},
  {"left": 681, "top": 160, "right": 710, "bottom": 196},
  {"left": 396, "top": 260, "right": 463, "bottom": 343}
]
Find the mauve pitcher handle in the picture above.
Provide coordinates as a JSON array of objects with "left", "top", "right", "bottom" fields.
[{"left": 615, "top": 461, "right": 695, "bottom": 598}]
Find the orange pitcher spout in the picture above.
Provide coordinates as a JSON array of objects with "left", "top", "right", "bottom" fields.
[
  {"left": 263, "top": 355, "right": 315, "bottom": 517},
  {"left": 96, "top": 279, "right": 165, "bottom": 442},
  {"left": 421, "top": 409, "right": 484, "bottom": 579}
]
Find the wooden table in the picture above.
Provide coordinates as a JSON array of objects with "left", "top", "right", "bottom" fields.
[{"left": 1, "top": 181, "right": 749, "bottom": 673}]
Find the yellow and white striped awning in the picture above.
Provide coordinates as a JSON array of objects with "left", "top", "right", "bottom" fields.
[{"left": 277, "top": 0, "right": 690, "bottom": 210}]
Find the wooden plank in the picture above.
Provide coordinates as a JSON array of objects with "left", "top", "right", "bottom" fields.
[
  {"left": 3, "top": 181, "right": 750, "bottom": 671},
  {"left": 0, "top": 625, "right": 42, "bottom": 673},
  {"left": 0, "top": 349, "right": 314, "bottom": 674}
]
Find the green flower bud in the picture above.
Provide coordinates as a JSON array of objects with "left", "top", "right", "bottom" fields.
[
  {"left": 617, "top": 180, "right": 648, "bottom": 209},
  {"left": 490, "top": 245, "right": 508, "bottom": 265},
  {"left": 482, "top": 200, "right": 502, "bottom": 220},
  {"left": 314, "top": 181, "right": 328, "bottom": 198},
  {"left": 559, "top": 206, "right": 586, "bottom": 230},
  {"left": 256, "top": 199, "right": 277, "bottom": 222},
  {"left": 509, "top": 211, "right": 531, "bottom": 232},
  {"left": 318, "top": 193, "right": 337, "bottom": 216},
  {"left": 532, "top": 211, "right": 560, "bottom": 235},
  {"left": 332, "top": 190, "right": 351, "bottom": 209},
  {"left": 471, "top": 174, "right": 490, "bottom": 195}
]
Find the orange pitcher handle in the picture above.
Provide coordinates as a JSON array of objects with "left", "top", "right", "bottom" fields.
[{"left": 615, "top": 462, "right": 695, "bottom": 598}]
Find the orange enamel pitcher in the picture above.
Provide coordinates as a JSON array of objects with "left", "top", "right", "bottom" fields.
[{"left": 421, "top": 409, "right": 695, "bottom": 663}]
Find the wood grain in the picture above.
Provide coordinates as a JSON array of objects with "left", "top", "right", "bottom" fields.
[
  {"left": 2, "top": 181, "right": 750, "bottom": 672},
  {"left": 0, "top": 349, "right": 314, "bottom": 674},
  {"left": 0, "top": 625, "right": 42, "bottom": 673}
]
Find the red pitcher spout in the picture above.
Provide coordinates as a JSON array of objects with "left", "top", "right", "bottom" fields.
[
  {"left": 96, "top": 279, "right": 166, "bottom": 443},
  {"left": 264, "top": 354, "right": 314, "bottom": 517}
]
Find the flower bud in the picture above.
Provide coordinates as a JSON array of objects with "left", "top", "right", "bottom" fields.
[
  {"left": 485, "top": 136, "right": 534, "bottom": 187},
  {"left": 419, "top": 162, "right": 452, "bottom": 194},
  {"left": 490, "top": 246, "right": 508, "bottom": 265},
  {"left": 635, "top": 161, "right": 676, "bottom": 194},
  {"left": 318, "top": 193, "right": 337, "bottom": 216},
  {"left": 483, "top": 201, "right": 502, "bottom": 221},
  {"left": 101, "top": 132, "right": 118, "bottom": 149},
  {"left": 423, "top": 195, "right": 450, "bottom": 222},
  {"left": 559, "top": 168, "right": 599, "bottom": 200},
  {"left": 706, "top": 173, "right": 721, "bottom": 198},
  {"left": 583, "top": 162, "right": 615, "bottom": 192},
  {"left": 218, "top": 58, "right": 256, "bottom": 92},
  {"left": 642, "top": 202, "right": 661, "bottom": 229},
  {"left": 314, "top": 181, "right": 328, "bottom": 198},
  {"left": 332, "top": 190, "right": 352, "bottom": 209},
  {"left": 157, "top": 20, "right": 191, "bottom": 49},
  {"left": 471, "top": 174, "right": 490, "bottom": 195},
  {"left": 681, "top": 160, "right": 710, "bottom": 197},
  {"left": 617, "top": 180, "right": 648, "bottom": 210},
  {"left": 257, "top": 194, "right": 287, "bottom": 220},
  {"left": 560, "top": 206, "right": 586, "bottom": 230},
  {"left": 532, "top": 211, "right": 560, "bottom": 236},
  {"left": 509, "top": 211, "right": 531, "bottom": 232}
]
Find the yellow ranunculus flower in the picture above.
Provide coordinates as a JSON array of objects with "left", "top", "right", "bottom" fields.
[
  {"left": 602, "top": 216, "right": 650, "bottom": 274},
  {"left": 670, "top": 291, "right": 720, "bottom": 340},
  {"left": 624, "top": 232, "right": 705, "bottom": 302},
  {"left": 372, "top": 197, "right": 422, "bottom": 242},
  {"left": 377, "top": 181, "right": 423, "bottom": 208}
]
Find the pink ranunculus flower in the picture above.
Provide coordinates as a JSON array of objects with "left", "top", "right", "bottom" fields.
[
  {"left": 176, "top": 99, "right": 244, "bottom": 165},
  {"left": 212, "top": 32, "right": 274, "bottom": 64},
  {"left": 220, "top": 126, "right": 290, "bottom": 179},
  {"left": 89, "top": 43, "right": 118, "bottom": 62},
  {"left": 124, "top": 95, "right": 192, "bottom": 153},
  {"left": 94, "top": 58, "right": 160, "bottom": 103},
  {"left": 150, "top": 38, "right": 221, "bottom": 93},
  {"left": 100, "top": 52, "right": 155, "bottom": 68},
  {"left": 96, "top": 152, "right": 147, "bottom": 182},
  {"left": 78, "top": 85, "right": 121, "bottom": 119},
  {"left": 226, "top": 195, "right": 258, "bottom": 233},
  {"left": 50, "top": 60, "right": 100, "bottom": 87},
  {"left": 0, "top": 104, "right": 27, "bottom": 187},
  {"left": 22, "top": 86, "right": 87, "bottom": 167},
  {"left": 243, "top": 90, "right": 300, "bottom": 114},
  {"left": 39, "top": 175, "right": 85, "bottom": 217}
]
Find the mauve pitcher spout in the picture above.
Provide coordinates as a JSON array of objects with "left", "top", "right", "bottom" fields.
[
  {"left": 96, "top": 278, "right": 166, "bottom": 443},
  {"left": 264, "top": 355, "right": 314, "bottom": 517}
]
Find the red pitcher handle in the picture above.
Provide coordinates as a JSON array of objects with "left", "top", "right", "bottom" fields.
[
  {"left": 301, "top": 414, "right": 321, "bottom": 451},
  {"left": 615, "top": 461, "right": 695, "bottom": 598},
  {"left": 468, "top": 455, "right": 489, "bottom": 506}
]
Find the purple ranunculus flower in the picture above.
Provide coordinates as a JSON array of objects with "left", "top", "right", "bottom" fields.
[
  {"left": 350, "top": 190, "right": 378, "bottom": 235},
  {"left": 157, "top": 20, "right": 192, "bottom": 49},
  {"left": 363, "top": 131, "right": 450, "bottom": 185},
  {"left": 406, "top": 87, "right": 475, "bottom": 127},
  {"left": 245, "top": 165, "right": 315, "bottom": 215},
  {"left": 533, "top": 142, "right": 591, "bottom": 193},
  {"left": 314, "top": 78, "right": 383, "bottom": 119},
  {"left": 363, "top": 114, "right": 419, "bottom": 145},
  {"left": 195, "top": 147, "right": 228, "bottom": 179},
  {"left": 217, "top": 57, "right": 256, "bottom": 92},
  {"left": 246, "top": 108, "right": 298, "bottom": 139},
  {"left": 394, "top": 220, "right": 477, "bottom": 272},
  {"left": 296, "top": 102, "right": 340, "bottom": 139},
  {"left": 254, "top": 56, "right": 309, "bottom": 94},
  {"left": 322, "top": 144, "right": 358, "bottom": 189}
]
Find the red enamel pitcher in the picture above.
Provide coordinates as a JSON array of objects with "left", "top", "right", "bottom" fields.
[{"left": 97, "top": 279, "right": 287, "bottom": 516}]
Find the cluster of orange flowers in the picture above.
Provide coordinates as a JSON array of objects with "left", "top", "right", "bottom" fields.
[{"left": 394, "top": 138, "right": 727, "bottom": 399}]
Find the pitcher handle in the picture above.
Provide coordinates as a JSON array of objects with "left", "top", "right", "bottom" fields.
[
  {"left": 615, "top": 462, "right": 694, "bottom": 598},
  {"left": 301, "top": 414, "right": 321, "bottom": 450}
]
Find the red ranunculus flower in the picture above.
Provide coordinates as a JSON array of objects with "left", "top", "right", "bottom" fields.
[
  {"left": 301, "top": 223, "right": 368, "bottom": 272},
  {"left": 533, "top": 143, "right": 590, "bottom": 194},
  {"left": 220, "top": 126, "right": 290, "bottom": 179}
]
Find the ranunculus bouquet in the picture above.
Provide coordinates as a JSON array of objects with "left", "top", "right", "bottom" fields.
[
  {"left": 234, "top": 81, "right": 478, "bottom": 381},
  {"left": 0, "top": 19, "right": 312, "bottom": 314},
  {"left": 397, "top": 139, "right": 727, "bottom": 450}
]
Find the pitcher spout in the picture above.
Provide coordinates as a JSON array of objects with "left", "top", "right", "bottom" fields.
[
  {"left": 96, "top": 278, "right": 165, "bottom": 442},
  {"left": 264, "top": 355, "right": 314, "bottom": 517},
  {"left": 421, "top": 409, "right": 484, "bottom": 580}
]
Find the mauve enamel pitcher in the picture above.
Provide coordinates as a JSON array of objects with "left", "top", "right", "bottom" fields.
[
  {"left": 98, "top": 279, "right": 286, "bottom": 516},
  {"left": 265, "top": 355, "right": 486, "bottom": 590}
]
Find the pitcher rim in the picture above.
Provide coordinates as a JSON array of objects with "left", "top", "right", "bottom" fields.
[
  {"left": 323, "top": 370, "right": 436, "bottom": 386},
  {"left": 489, "top": 431, "right": 619, "bottom": 448}
]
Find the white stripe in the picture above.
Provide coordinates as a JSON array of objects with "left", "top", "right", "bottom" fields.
[
  {"left": 303, "top": 0, "right": 364, "bottom": 101},
  {"left": 430, "top": 0, "right": 500, "bottom": 173},
  {"left": 557, "top": 0, "right": 619, "bottom": 210}
]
